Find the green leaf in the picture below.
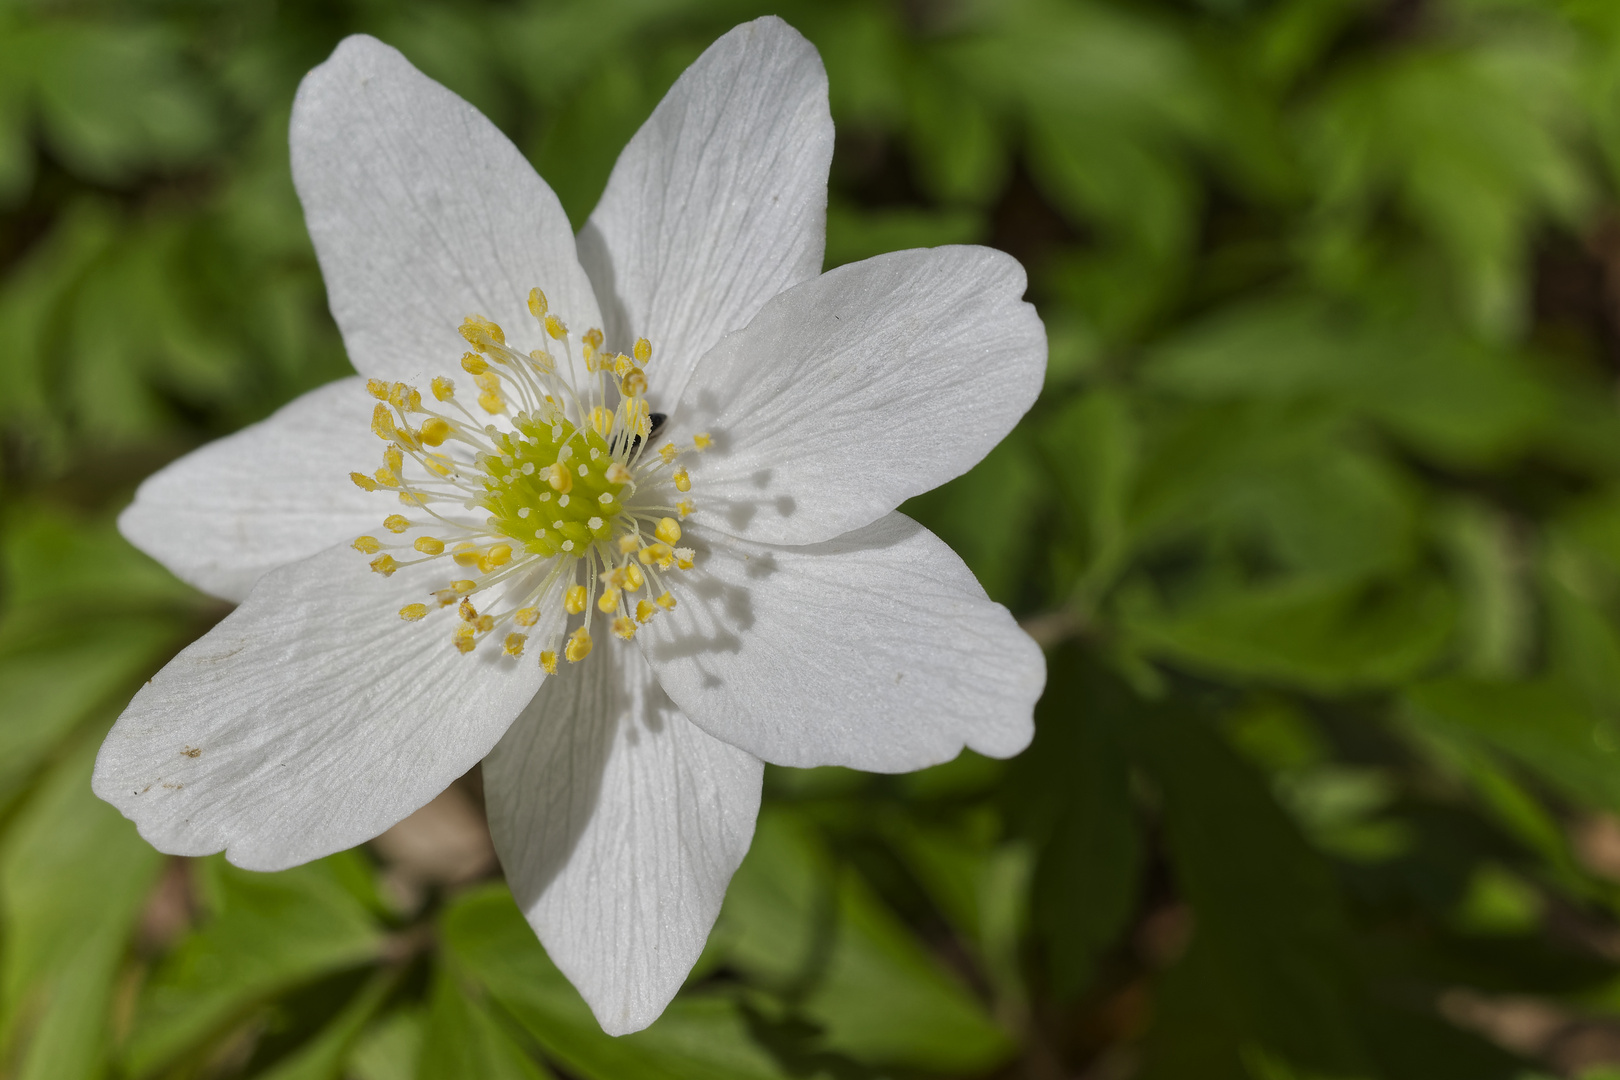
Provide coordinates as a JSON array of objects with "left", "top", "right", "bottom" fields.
[
  {"left": 1004, "top": 646, "right": 1141, "bottom": 998},
  {"left": 1126, "top": 704, "right": 1370, "bottom": 1078},
  {"left": 0, "top": 735, "right": 164, "bottom": 1080},
  {"left": 346, "top": 1008, "right": 424, "bottom": 1080},
  {"left": 1404, "top": 678, "right": 1620, "bottom": 814},
  {"left": 125, "top": 856, "right": 387, "bottom": 1076},
  {"left": 1121, "top": 575, "right": 1455, "bottom": 692},
  {"left": 719, "top": 810, "right": 1013, "bottom": 1072},
  {"left": 419, "top": 970, "right": 550, "bottom": 1080},
  {"left": 441, "top": 886, "right": 795, "bottom": 1080},
  {"left": 254, "top": 972, "right": 396, "bottom": 1080}
]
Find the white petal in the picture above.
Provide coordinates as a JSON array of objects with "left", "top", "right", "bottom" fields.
[
  {"left": 484, "top": 643, "right": 762, "bottom": 1036},
  {"left": 92, "top": 544, "right": 561, "bottom": 871},
  {"left": 577, "top": 16, "right": 832, "bottom": 405},
  {"left": 669, "top": 247, "right": 1046, "bottom": 546},
  {"left": 119, "top": 377, "right": 383, "bottom": 602},
  {"left": 639, "top": 513, "right": 1042, "bottom": 772},
  {"left": 291, "top": 35, "right": 601, "bottom": 386}
]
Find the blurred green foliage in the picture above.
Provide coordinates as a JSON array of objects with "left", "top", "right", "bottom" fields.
[{"left": 12, "top": 0, "right": 1620, "bottom": 1076}]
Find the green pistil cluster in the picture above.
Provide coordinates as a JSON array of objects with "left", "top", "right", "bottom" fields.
[{"left": 477, "top": 414, "right": 629, "bottom": 558}]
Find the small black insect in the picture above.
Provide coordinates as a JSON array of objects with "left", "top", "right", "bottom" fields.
[{"left": 621, "top": 411, "right": 667, "bottom": 458}]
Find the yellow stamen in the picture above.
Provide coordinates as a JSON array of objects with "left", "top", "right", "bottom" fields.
[
  {"left": 540, "top": 650, "right": 558, "bottom": 674},
  {"left": 656, "top": 591, "right": 676, "bottom": 611},
  {"left": 673, "top": 467, "right": 690, "bottom": 492},
  {"left": 384, "top": 514, "right": 410, "bottom": 533},
  {"left": 655, "top": 517, "right": 681, "bottom": 544},
  {"left": 634, "top": 337, "right": 652, "bottom": 363},
  {"left": 352, "top": 535, "right": 382, "bottom": 554},
  {"left": 565, "top": 585, "right": 588, "bottom": 614},
  {"left": 415, "top": 537, "right": 444, "bottom": 555},
  {"left": 420, "top": 417, "right": 452, "bottom": 446},
  {"left": 612, "top": 615, "right": 636, "bottom": 640},
  {"left": 504, "top": 633, "right": 526, "bottom": 657},
  {"left": 370, "top": 554, "right": 398, "bottom": 576},
  {"left": 565, "top": 627, "right": 592, "bottom": 663},
  {"left": 400, "top": 603, "right": 428, "bottom": 622},
  {"left": 431, "top": 376, "right": 455, "bottom": 401}
]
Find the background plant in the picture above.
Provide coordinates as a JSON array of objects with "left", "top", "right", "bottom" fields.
[{"left": 8, "top": 0, "right": 1620, "bottom": 1077}]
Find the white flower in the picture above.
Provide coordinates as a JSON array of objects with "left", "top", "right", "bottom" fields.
[{"left": 93, "top": 17, "right": 1046, "bottom": 1034}]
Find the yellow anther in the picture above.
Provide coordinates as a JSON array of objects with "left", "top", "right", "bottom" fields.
[
  {"left": 639, "top": 543, "right": 674, "bottom": 569},
  {"left": 374, "top": 467, "right": 398, "bottom": 488},
  {"left": 459, "top": 599, "right": 479, "bottom": 622},
  {"left": 539, "top": 650, "right": 558, "bottom": 674},
  {"left": 675, "top": 547, "right": 695, "bottom": 571},
  {"left": 655, "top": 517, "right": 682, "bottom": 544},
  {"left": 617, "top": 535, "right": 640, "bottom": 555},
  {"left": 527, "top": 287, "right": 549, "bottom": 318},
  {"left": 452, "top": 579, "right": 476, "bottom": 594},
  {"left": 612, "top": 615, "right": 637, "bottom": 640},
  {"left": 545, "top": 314, "right": 567, "bottom": 340},
  {"left": 388, "top": 382, "right": 409, "bottom": 408},
  {"left": 460, "top": 314, "right": 505, "bottom": 350},
  {"left": 636, "top": 599, "right": 656, "bottom": 623},
  {"left": 394, "top": 426, "right": 421, "bottom": 451},
  {"left": 453, "top": 625, "right": 476, "bottom": 654},
  {"left": 478, "top": 390, "right": 505, "bottom": 414},
  {"left": 399, "top": 603, "right": 428, "bottom": 622},
  {"left": 423, "top": 453, "right": 455, "bottom": 477},
  {"left": 656, "top": 591, "right": 677, "bottom": 611},
  {"left": 605, "top": 462, "right": 631, "bottom": 485},
  {"left": 476, "top": 614, "right": 495, "bottom": 633},
  {"left": 598, "top": 588, "right": 621, "bottom": 614},
  {"left": 693, "top": 432, "right": 712, "bottom": 450},
  {"left": 599, "top": 566, "right": 627, "bottom": 587},
  {"left": 658, "top": 443, "right": 679, "bottom": 464},
  {"left": 677, "top": 500, "right": 694, "bottom": 518},
  {"left": 384, "top": 445, "right": 403, "bottom": 474},
  {"left": 673, "top": 467, "right": 690, "bottom": 492},
  {"left": 461, "top": 352, "right": 488, "bottom": 374},
  {"left": 384, "top": 514, "right": 410, "bottom": 533},
  {"left": 434, "top": 588, "right": 460, "bottom": 607},
  {"left": 370, "top": 554, "right": 399, "bottom": 576},
  {"left": 350, "top": 471, "right": 379, "bottom": 492},
  {"left": 414, "top": 537, "right": 444, "bottom": 555},
  {"left": 547, "top": 463, "right": 573, "bottom": 493},
  {"left": 583, "top": 328, "right": 604, "bottom": 350},
  {"left": 590, "top": 406, "right": 615, "bottom": 435},
  {"left": 565, "top": 585, "right": 588, "bottom": 614},
  {"left": 398, "top": 492, "right": 424, "bottom": 506},
  {"left": 634, "top": 337, "right": 652, "bottom": 363},
  {"left": 620, "top": 367, "right": 647, "bottom": 397},
  {"left": 352, "top": 535, "right": 382, "bottom": 554},
  {"left": 371, "top": 403, "right": 396, "bottom": 440},
  {"left": 420, "top": 417, "right": 452, "bottom": 446},
  {"left": 475, "top": 370, "right": 502, "bottom": 393},
  {"left": 431, "top": 376, "right": 455, "bottom": 401},
  {"left": 452, "top": 543, "right": 481, "bottom": 567},
  {"left": 515, "top": 607, "right": 539, "bottom": 627},
  {"left": 482, "top": 543, "right": 513, "bottom": 570},
  {"left": 367, "top": 378, "right": 389, "bottom": 400},
  {"left": 406, "top": 387, "right": 423, "bottom": 411},
  {"left": 504, "top": 633, "right": 527, "bottom": 657},
  {"left": 529, "top": 349, "right": 554, "bottom": 372},
  {"left": 565, "top": 627, "right": 593, "bottom": 663},
  {"left": 623, "top": 564, "right": 645, "bottom": 591},
  {"left": 613, "top": 353, "right": 633, "bottom": 376}
]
